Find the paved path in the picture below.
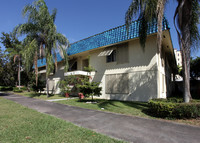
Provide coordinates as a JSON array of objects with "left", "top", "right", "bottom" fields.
[
  {"left": 2, "top": 93, "right": 200, "bottom": 143},
  {"left": 46, "top": 97, "right": 77, "bottom": 102}
]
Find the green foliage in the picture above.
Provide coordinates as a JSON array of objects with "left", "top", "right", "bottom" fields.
[
  {"left": 148, "top": 98, "right": 200, "bottom": 119},
  {"left": 14, "top": 0, "right": 70, "bottom": 97},
  {"left": 15, "top": 0, "right": 70, "bottom": 78},
  {"left": 0, "top": 33, "right": 20, "bottom": 86},
  {"left": 77, "top": 77, "right": 102, "bottom": 99},
  {"left": 190, "top": 57, "right": 200, "bottom": 79},
  {"left": 58, "top": 75, "right": 82, "bottom": 95},
  {"left": 0, "top": 86, "right": 13, "bottom": 91},
  {"left": 148, "top": 99, "right": 176, "bottom": 117},
  {"left": 58, "top": 79, "right": 71, "bottom": 94},
  {"left": 190, "top": 0, "right": 200, "bottom": 49},
  {"left": 84, "top": 65, "right": 95, "bottom": 72},
  {"left": 125, "top": 0, "right": 158, "bottom": 49},
  {"left": 13, "top": 87, "right": 23, "bottom": 93},
  {"left": 29, "top": 75, "right": 45, "bottom": 93}
]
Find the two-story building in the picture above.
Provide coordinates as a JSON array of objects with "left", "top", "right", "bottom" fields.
[{"left": 37, "top": 19, "right": 177, "bottom": 101}]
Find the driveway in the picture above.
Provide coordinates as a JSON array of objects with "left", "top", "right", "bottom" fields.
[{"left": 2, "top": 93, "right": 200, "bottom": 143}]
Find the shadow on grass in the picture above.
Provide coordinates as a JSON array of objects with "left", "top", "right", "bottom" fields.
[
  {"left": 0, "top": 92, "right": 11, "bottom": 96},
  {"left": 78, "top": 98, "right": 153, "bottom": 116},
  {"left": 28, "top": 92, "right": 55, "bottom": 98}
]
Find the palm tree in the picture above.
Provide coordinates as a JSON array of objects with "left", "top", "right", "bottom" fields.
[
  {"left": 125, "top": 0, "right": 200, "bottom": 102},
  {"left": 15, "top": 0, "right": 69, "bottom": 97},
  {"left": 5, "top": 41, "right": 23, "bottom": 89}
]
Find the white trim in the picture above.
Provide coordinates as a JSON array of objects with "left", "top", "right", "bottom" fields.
[
  {"left": 64, "top": 70, "right": 90, "bottom": 76},
  {"left": 38, "top": 70, "right": 46, "bottom": 74},
  {"left": 98, "top": 49, "right": 114, "bottom": 57}
]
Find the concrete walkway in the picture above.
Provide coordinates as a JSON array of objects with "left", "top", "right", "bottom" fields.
[
  {"left": 2, "top": 93, "right": 200, "bottom": 143},
  {"left": 46, "top": 97, "right": 77, "bottom": 102}
]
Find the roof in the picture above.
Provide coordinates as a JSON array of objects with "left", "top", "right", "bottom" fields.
[{"left": 37, "top": 18, "right": 170, "bottom": 67}]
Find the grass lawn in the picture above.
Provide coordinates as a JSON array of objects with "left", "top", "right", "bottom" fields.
[
  {"left": 57, "top": 98, "right": 150, "bottom": 118},
  {"left": 0, "top": 97, "right": 124, "bottom": 143},
  {"left": 56, "top": 98, "right": 200, "bottom": 127}
]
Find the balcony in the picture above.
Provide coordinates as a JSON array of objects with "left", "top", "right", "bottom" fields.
[{"left": 64, "top": 70, "right": 90, "bottom": 76}]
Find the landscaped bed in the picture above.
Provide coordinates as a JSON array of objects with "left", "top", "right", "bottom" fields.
[{"left": 0, "top": 97, "right": 124, "bottom": 143}]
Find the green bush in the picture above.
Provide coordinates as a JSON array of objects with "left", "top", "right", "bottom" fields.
[
  {"left": 148, "top": 100, "right": 176, "bottom": 117},
  {"left": 0, "top": 86, "right": 13, "bottom": 91},
  {"left": 148, "top": 99, "right": 200, "bottom": 119},
  {"left": 174, "top": 103, "right": 200, "bottom": 118},
  {"left": 13, "top": 87, "right": 23, "bottom": 93},
  {"left": 20, "top": 87, "right": 27, "bottom": 91},
  {"left": 77, "top": 77, "right": 102, "bottom": 100},
  {"left": 58, "top": 75, "right": 83, "bottom": 95}
]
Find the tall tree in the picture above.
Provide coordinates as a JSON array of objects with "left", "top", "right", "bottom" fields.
[
  {"left": 125, "top": 0, "right": 200, "bottom": 102},
  {"left": 0, "top": 32, "right": 22, "bottom": 88},
  {"left": 14, "top": 0, "right": 69, "bottom": 97},
  {"left": 6, "top": 43, "right": 23, "bottom": 89}
]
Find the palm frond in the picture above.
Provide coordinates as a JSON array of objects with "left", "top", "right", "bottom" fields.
[
  {"left": 51, "top": 8, "right": 57, "bottom": 23},
  {"left": 125, "top": 0, "right": 162, "bottom": 49}
]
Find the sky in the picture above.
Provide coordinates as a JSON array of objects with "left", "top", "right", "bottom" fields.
[{"left": 0, "top": 0, "right": 199, "bottom": 57}]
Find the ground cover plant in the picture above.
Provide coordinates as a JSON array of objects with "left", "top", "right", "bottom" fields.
[{"left": 0, "top": 97, "right": 124, "bottom": 143}]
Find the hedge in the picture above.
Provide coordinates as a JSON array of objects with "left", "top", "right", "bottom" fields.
[
  {"left": 0, "top": 86, "right": 13, "bottom": 91},
  {"left": 13, "top": 87, "right": 23, "bottom": 93},
  {"left": 148, "top": 99, "right": 200, "bottom": 119}
]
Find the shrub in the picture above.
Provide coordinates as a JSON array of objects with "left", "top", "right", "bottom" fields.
[
  {"left": 13, "top": 87, "right": 23, "bottom": 93},
  {"left": 148, "top": 99, "right": 200, "bottom": 119},
  {"left": 148, "top": 100, "right": 176, "bottom": 117},
  {"left": 58, "top": 75, "right": 83, "bottom": 95},
  {"left": 0, "top": 86, "right": 13, "bottom": 91},
  {"left": 77, "top": 77, "right": 102, "bottom": 100},
  {"left": 20, "top": 87, "right": 27, "bottom": 91},
  {"left": 174, "top": 103, "right": 200, "bottom": 118},
  {"left": 15, "top": 86, "right": 27, "bottom": 91}
]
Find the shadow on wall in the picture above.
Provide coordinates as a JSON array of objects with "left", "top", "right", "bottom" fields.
[
  {"left": 95, "top": 63, "right": 158, "bottom": 102},
  {"left": 127, "top": 64, "right": 157, "bottom": 101}
]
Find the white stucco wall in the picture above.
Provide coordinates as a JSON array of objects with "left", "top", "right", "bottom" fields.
[
  {"left": 38, "top": 32, "right": 174, "bottom": 101},
  {"left": 89, "top": 35, "right": 159, "bottom": 101}
]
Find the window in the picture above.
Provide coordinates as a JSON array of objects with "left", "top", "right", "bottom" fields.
[
  {"left": 106, "top": 50, "right": 116, "bottom": 63},
  {"left": 105, "top": 73, "right": 129, "bottom": 94},
  {"left": 68, "top": 59, "right": 77, "bottom": 71}
]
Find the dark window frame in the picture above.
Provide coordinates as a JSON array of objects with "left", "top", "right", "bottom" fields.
[{"left": 106, "top": 50, "right": 116, "bottom": 63}]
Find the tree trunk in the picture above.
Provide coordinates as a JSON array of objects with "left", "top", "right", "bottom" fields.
[
  {"left": 46, "top": 62, "right": 49, "bottom": 97},
  {"left": 34, "top": 51, "right": 38, "bottom": 86},
  {"left": 18, "top": 59, "right": 21, "bottom": 90},
  {"left": 181, "top": 24, "right": 192, "bottom": 103}
]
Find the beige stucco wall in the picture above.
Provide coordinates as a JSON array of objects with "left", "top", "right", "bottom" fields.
[
  {"left": 42, "top": 62, "right": 65, "bottom": 94},
  {"left": 38, "top": 31, "right": 174, "bottom": 101},
  {"left": 89, "top": 35, "right": 159, "bottom": 101}
]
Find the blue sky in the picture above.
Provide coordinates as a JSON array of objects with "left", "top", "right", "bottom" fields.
[{"left": 0, "top": 0, "right": 199, "bottom": 57}]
